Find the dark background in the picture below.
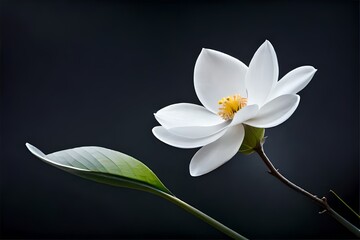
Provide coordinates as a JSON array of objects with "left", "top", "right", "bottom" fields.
[{"left": 0, "top": 1, "right": 359, "bottom": 239}]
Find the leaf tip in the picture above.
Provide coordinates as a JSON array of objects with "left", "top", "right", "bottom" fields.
[{"left": 25, "top": 143, "right": 46, "bottom": 158}]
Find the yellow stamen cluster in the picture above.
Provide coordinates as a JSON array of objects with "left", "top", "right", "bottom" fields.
[{"left": 218, "top": 94, "right": 247, "bottom": 120}]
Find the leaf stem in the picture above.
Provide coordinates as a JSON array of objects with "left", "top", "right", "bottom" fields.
[
  {"left": 157, "top": 192, "right": 248, "bottom": 240},
  {"left": 254, "top": 144, "right": 360, "bottom": 237}
]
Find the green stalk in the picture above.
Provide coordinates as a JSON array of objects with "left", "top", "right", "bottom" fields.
[
  {"left": 157, "top": 192, "right": 248, "bottom": 240},
  {"left": 330, "top": 190, "right": 360, "bottom": 219}
]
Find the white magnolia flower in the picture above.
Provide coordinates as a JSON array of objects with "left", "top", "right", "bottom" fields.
[{"left": 153, "top": 40, "right": 316, "bottom": 177}]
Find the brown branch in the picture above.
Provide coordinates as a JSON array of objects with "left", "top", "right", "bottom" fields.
[{"left": 254, "top": 144, "right": 360, "bottom": 237}]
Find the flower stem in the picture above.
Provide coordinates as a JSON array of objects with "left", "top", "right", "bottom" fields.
[
  {"left": 254, "top": 144, "right": 360, "bottom": 237},
  {"left": 157, "top": 192, "right": 248, "bottom": 240}
]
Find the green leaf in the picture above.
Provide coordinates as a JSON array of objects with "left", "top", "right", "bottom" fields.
[
  {"left": 26, "top": 143, "right": 248, "bottom": 239},
  {"left": 26, "top": 143, "right": 172, "bottom": 195},
  {"left": 239, "top": 125, "right": 265, "bottom": 155}
]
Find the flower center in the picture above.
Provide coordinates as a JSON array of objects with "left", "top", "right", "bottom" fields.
[{"left": 218, "top": 94, "right": 247, "bottom": 120}]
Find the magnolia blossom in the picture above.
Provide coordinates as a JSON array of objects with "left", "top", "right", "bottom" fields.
[{"left": 153, "top": 40, "right": 316, "bottom": 177}]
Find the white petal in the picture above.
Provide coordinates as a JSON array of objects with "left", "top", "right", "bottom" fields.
[
  {"left": 268, "top": 66, "right": 317, "bottom": 101},
  {"left": 194, "top": 48, "right": 248, "bottom": 114},
  {"left": 189, "top": 125, "right": 245, "bottom": 177},
  {"left": 168, "top": 104, "right": 259, "bottom": 138},
  {"left": 246, "top": 40, "right": 279, "bottom": 107},
  {"left": 244, "top": 94, "right": 300, "bottom": 128},
  {"left": 230, "top": 104, "right": 259, "bottom": 126},
  {"left": 154, "top": 103, "right": 224, "bottom": 129},
  {"left": 167, "top": 121, "right": 230, "bottom": 139},
  {"left": 152, "top": 126, "right": 227, "bottom": 149}
]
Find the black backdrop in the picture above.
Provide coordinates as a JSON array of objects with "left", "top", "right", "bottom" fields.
[{"left": 1, "top": 1, "right": 359, "bottom": 239}]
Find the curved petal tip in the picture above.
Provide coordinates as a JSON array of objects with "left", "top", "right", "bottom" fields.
[{"left": 189, "top": 125, "right": 245, "bottom": 177}]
